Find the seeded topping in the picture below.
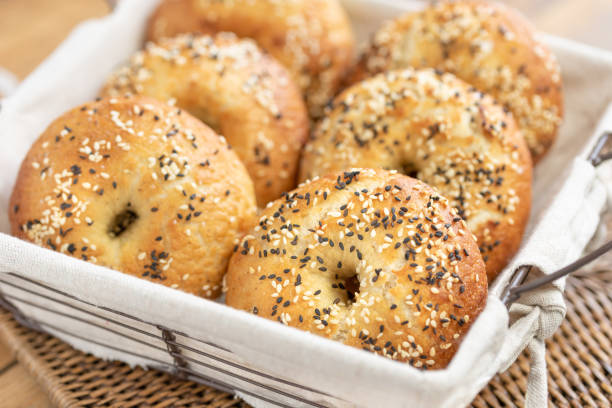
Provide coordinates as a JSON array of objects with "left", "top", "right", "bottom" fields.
[
  {"left": 225, "top": 168, "right": 488, "bottom": 369},
  {"left": 10, "top": 97, "right": 257, "bottom": 298},
  {"left": 147, "top": 0, "right": 354, "bottom": 118},
  {"left": 355, "top": 0, "right": 563, "bottom": 161},
  {"left": 102, "top": 33, "right": 308, "bottom": 206},
  {"left": 300, "top": 68, "right": 532, "bottom": 281}
]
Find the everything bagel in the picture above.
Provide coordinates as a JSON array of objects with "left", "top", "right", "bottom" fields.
[
  {"left": 102, "top": 33, "right": 309, "bottom": 206},
  {"left": 225, "top": 168, "right": 488, "bottom": 369},
  {"left": 350, "top": 0, "right": 563, "bottom": 162},
  {"left": 146, "top": 0, "right": 355, "bottom": 118},
  {"left": 10, "top": 96, "right": 257, "bottom": 298},
  {"left": 300, "top": 69, "right": 532, "bottom": 282}
]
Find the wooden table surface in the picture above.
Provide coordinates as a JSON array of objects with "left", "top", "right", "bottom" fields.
[{"left": 1, "top": 0, "right": 611, "bottom": 406}]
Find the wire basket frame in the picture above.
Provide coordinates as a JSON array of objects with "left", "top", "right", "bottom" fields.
[{"left": 0, "top": 272, "right": 340, "bottom": 408}]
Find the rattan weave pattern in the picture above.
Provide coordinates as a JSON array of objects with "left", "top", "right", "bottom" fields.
[
  {"left": 474, "top": 271, "right": 612, "bottom": 408},
  {"left": 0, "top": 273, "right": 610, "bottom": 408}
]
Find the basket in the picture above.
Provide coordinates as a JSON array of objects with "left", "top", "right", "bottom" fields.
[
  {"left": 1, "top": 1, "right": 612, "bottom": 407},
  {"left": 1, "top": 270, "right": 610, "bottom": 407}
]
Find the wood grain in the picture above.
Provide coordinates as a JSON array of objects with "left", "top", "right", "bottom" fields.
[
  {"left": 0, "top": 0, "right": 109, "bottom": 79},
  {"left": 0, "top": 0, "right": 611, "bottom": 407},
  {"left": 0, "top": 363, "right": 53, "bottom": 408},
  {"left": 0, "top": 338, "right": 16, "bottom": 371},
  {"left": 0, "top": 334, "right": 51, "bottom": 407}
]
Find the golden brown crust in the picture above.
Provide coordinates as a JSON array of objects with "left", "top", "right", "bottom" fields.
[
  {"left": 101, "top": 33, "right": 308, "bottom": 206},
  {"left": 225, "top": 168, "right": 487, "bottom": 369},
  {"left": 300, "top": 69, "right": 532, "bottom": 282},
  {"left": 349, "top": 0, "right": 563, "bottom": 162},
  {"left": 146, "top": 0, "right": 355, "bottom": 118},
  {"left": 9, "top": 96, "right": 257, "bottom": 298}
]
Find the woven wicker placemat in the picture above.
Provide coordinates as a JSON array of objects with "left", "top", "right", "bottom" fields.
[{"left": 0, "top": 272, "right": 610, "bottom": 407}]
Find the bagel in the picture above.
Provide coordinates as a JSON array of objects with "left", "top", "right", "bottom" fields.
[
  {"left": 101, "top": 33, "right": 309, "bottom": 206},
  {"left": 300, "top": 69, "right": 532, "bottom": 282},
  {"left": 350, "top": 0, "right": 563, "bottom": 162},
  {"left": 146, "top": 0, "right": 355, "bottom": 118},
  {"left": 225, "top": 168, "right": 487, "bottom": 369},
  {"left": 9, "top": 96, "right": 257, "bottom": 298}
]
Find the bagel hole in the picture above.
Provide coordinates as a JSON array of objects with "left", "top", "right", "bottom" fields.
[
  {"left": 401, "top": 162, "right": 419, "bottom": 179},
  {"left": 109, "top": 205, "right": 138, "bottom": 237},
  {"left": 343, "top": 274, "right": 360, "bottom": 303},
  {"left": 190, "top": 107, "right": 222, "bottom": 135}
]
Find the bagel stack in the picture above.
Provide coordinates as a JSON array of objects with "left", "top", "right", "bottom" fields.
[
  {"left": 8, "top": 0, "right": 562, "bottom": 371},
  {"left": 10, "top": 97, "right": 257, "bottom": 298},
  {"left": 146, "top": 0, "right": 355, "bottom": 118},
  {"left": 350, "top": 0, "right": 563, "bottom": 162}
]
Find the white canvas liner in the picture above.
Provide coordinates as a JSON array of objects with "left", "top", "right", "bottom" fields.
[{"left": 0, "top": 1, "right": 611, "bottom": 407}]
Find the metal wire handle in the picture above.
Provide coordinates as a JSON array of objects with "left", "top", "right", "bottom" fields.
[
  {"left": 588, "top": 131, "right": 612, "bottom": 166},
  {"left": 503, "top": 240, "right": 612, "bottom": 306},
  {"left": 502, "top": 130, "right": 612, "bottom": 307}
]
